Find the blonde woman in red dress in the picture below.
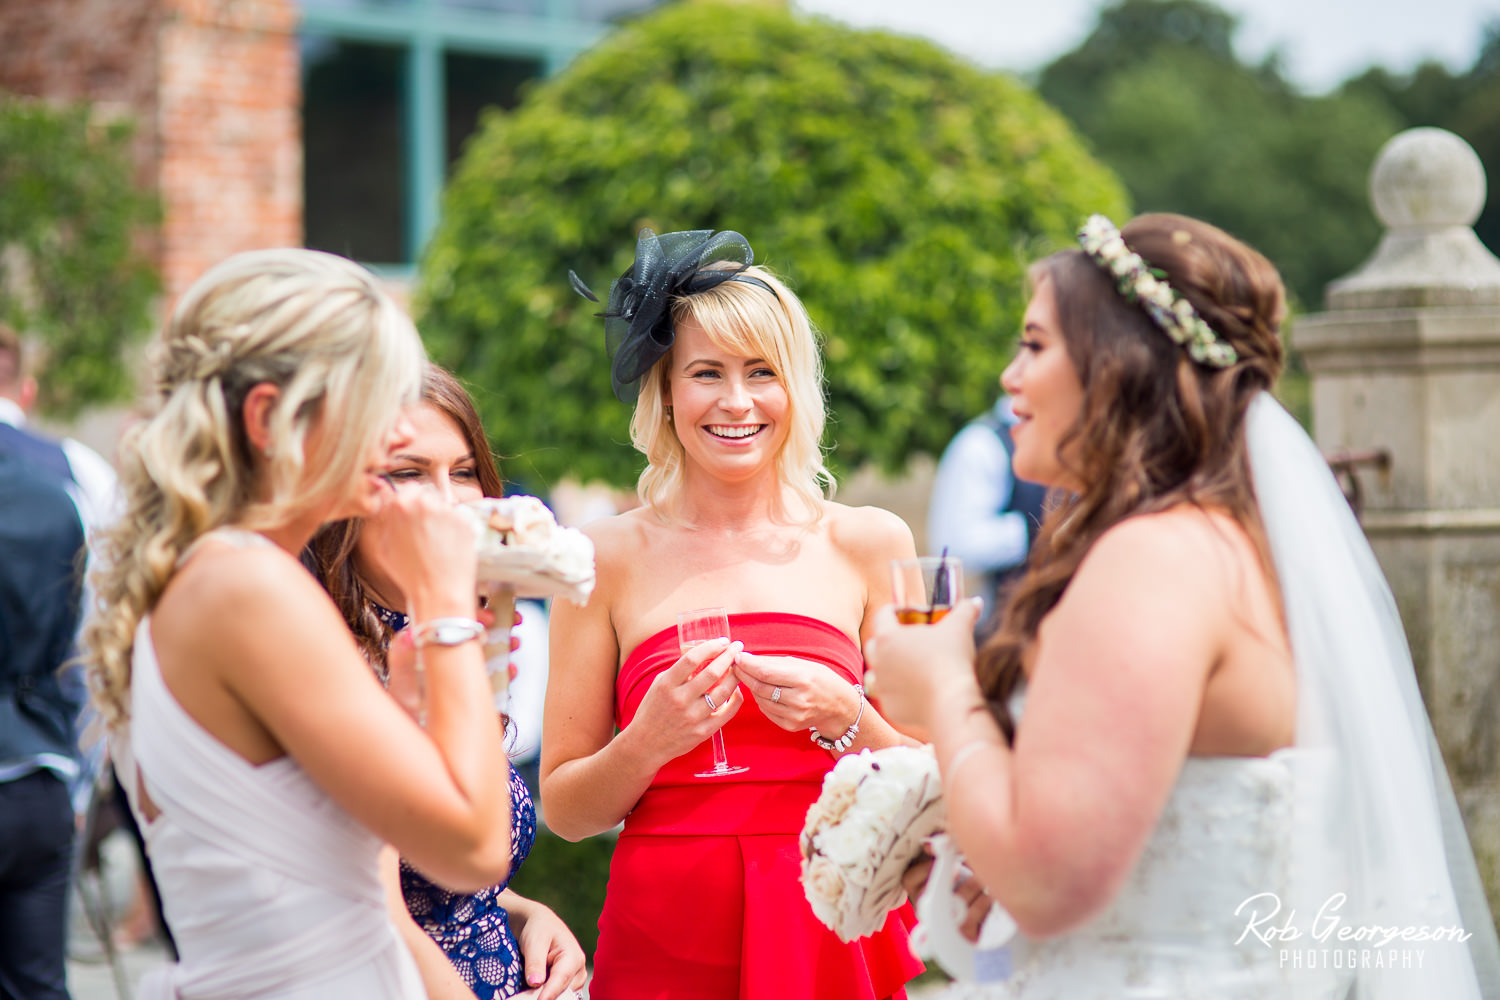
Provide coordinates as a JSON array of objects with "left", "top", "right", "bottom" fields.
[{"left": 544, "top": 230, "right": 925, "bottom": 1000}]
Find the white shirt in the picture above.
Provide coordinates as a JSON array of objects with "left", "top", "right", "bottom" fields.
[{"left": 926, "top": 399, "right": 1031, "bottom": 614}]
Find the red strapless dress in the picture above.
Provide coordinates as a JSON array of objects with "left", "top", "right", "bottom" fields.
[{"left": 589, "top": 612, "right": 925, "bottom": 1000}]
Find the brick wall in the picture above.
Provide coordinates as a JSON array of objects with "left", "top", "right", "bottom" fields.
[
  {"left": 158, "top": 0, "right": 301, "bottom": 304},
  {"left": 0, "top": 0, "right": 302, "bottom": 306}
]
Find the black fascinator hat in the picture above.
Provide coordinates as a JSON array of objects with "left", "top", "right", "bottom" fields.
[{"left": 570, "top": 228, "right": 775, "bottom": 402}]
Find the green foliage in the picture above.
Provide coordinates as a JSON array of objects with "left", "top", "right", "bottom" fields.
[
  {"left": 417, "top": 0, "right": 1126, "bottom": 490},
  {"left": 1038, "top": 0, "right": 1399, "bottom": 309},
  {"left": 0, "top": 95, "right": 159, "bottom": 416},
  {"left": 505, "top": 830, "right": 615, "bottom": 958}
]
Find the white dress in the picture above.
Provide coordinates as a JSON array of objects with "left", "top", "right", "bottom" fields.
[
  {"left": 115, "top": 537, "right": 425, "bottom": 999},
  {"left": 945, "top": 751, "right": 1355, "bottom": 999}
]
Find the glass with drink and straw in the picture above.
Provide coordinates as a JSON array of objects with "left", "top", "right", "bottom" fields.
[
  {"left": 678, "top": 607, "right": 749, "bottom": 777},
  {"left": 891, "top": 552, "right": 964, "bottom": 624}
]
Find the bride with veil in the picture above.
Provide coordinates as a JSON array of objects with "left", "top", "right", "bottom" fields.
[{"left": 865, "top": 213, "right": 1500, "bottom": 998}]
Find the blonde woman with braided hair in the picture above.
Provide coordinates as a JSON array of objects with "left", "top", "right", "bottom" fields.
[
  {"left": 867, "top": 214, "right": 1500, "bottom": 998},
  {"left": 84, "top": 248, "right": 514, "bottom": 1000}
]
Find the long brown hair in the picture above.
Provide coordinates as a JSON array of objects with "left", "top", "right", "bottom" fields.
[
  {"left": 303, "top": 365, "right": 504, "bottom": 667},
  {"left": 979, "top": 213, "right": 1287, "bottom": 740}
]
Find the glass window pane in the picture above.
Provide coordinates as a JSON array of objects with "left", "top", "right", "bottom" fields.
[
  {"left": 445, "top": 52, "right": 545, "bottom": 168},
  {"left": 574, "top": 0, "right": 661, "bottom": 22},
  {"left": 302, "top": 37, "right": 406, "bottom": 264},
  {"left": 438, "top": 0, "right": 544, "bottom": 15}
]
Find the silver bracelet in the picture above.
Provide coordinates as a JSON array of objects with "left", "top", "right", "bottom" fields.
[
  {"left": 809, "top": 684, "right": 865, "bottom": 753},
  {"left": 411, "top": 617, "right": 486, "bottom": 648}
]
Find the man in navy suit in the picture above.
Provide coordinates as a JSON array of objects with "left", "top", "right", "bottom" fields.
[{"left": 0, "top": 446, "right": 87, "bottom": 999}]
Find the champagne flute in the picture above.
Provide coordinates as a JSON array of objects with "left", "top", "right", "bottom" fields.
[
  {"left": 891, "top": 555, "right": 964, "bottom": 624},
  {"left": 678, "top": 607, "right": 749, "bottom": 777}
]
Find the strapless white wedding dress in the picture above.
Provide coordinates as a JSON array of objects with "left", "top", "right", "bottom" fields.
[{"left": 942, "top": 750, "right": 1352, "bottom": 1000}]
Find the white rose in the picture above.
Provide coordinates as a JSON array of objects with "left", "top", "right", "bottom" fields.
[
  {"left": 869, "top": 745, "right": 937, "bottom": 790},
  {"left": 506, "top": 496, "right": 557, "bottom": 547},
  {"left": 804, "top": 854, "right": 846, "bottom": 912},
  {"left": 855, "top": 775, "right": 907, "bottom": 818},
  {"left": 818, "top": 778, "right": 858, "bottom": 827},
  {"left": 816, "top": 818, "right": 883, "bottom": 867},
  {"left": 830, "top": 747, "right": 874, "bottom": 780},
  {"left": 543, "top": 528, "right": 594, "bottom": 582}
]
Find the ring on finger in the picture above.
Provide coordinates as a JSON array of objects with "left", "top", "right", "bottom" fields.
[
  {"left": 703, "top": 693, "right": 717, "bottom": 712},
  {"left": 771, "top": 685, "right": 782, "bottom": 704}
]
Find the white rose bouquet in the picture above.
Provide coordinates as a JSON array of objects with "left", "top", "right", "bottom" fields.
[
  {"left": 463, "top": 496, "right": 596, "bottom": 605},
  {"left": 800, "top": 745, "right": 946, "bottom": 942}
]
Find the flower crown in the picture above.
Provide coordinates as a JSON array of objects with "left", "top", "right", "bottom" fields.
[{"left": 1077, "top": 215, "right": 1237, "bottom": 369}]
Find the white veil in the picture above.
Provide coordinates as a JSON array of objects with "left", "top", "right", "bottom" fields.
[{"left": 1246, "top": 392, "right": 1500, "bottom": 999}]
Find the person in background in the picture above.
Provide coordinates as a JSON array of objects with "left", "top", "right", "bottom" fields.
[
  {"left": 0, "top": 450, "right": 87, "bottom": 1000},
  {"left": 925, "top": 392, "right": 1047, "bottom": 634},
  {"left": 0, "top": 323, "right": 120, "bottom": 531},
  {"left": 305, "top": 365, "right": 586, "bottom": 1000}
]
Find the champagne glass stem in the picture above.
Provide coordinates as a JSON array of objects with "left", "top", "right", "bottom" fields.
[{"left": 709, "top": 730, "right": 732, "bottom": 772}]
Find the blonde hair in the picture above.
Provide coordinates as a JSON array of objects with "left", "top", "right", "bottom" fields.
[
  {"left": 84, "top": 248, "right": 425, "bottom": 730},
  {"left": 631, "top": 264, "right": 833, "bottom": 523}
]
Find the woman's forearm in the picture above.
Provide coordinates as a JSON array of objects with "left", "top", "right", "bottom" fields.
[
  {"left": 379, "top": 846, "right": 473, "bottom": 1000},
  {"left": 541, "top": 724, "right": 662, "bottom": 841}
]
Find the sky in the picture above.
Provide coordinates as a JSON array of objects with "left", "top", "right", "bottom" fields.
[{"left": 792, "top": 0, "right": 1498, "bottom": 94}]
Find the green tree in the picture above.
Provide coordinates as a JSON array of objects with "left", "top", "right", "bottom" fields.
[
  {"left": 0, "top": 95, "right": 159, "bottom": 416},
  {"left": 417, "top": 0, "right": 1126, "bottom": 491},
  {"left": 1038, "top": 0, "right": 1399, "bottom": 308}
]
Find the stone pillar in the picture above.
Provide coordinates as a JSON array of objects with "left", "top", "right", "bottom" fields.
[
  {"left": 1293, "top": 127, "right": 1500, "bottom": 911},
  {"left": 0, "top": 0, "right": 301, "bottom": 306}
]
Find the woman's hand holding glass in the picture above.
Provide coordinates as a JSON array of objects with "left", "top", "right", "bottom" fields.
[
  {"left": 629, "top": 636, "right": 745, "bottom": 768},
  {"left": 863, "top": 597, "right": 983, "bottom": 739}
]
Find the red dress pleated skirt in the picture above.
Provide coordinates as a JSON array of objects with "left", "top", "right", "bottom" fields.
[{"left": 589, "top": 613, "right": 924, "bottom": 1000}]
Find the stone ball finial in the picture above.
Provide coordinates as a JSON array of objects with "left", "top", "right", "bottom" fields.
[{"left": 1370, "top": 127, "right": 1487, "bottom": 230}]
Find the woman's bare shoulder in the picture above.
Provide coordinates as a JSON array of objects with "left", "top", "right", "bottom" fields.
[
  {"left": 1081, "top": 505, "right": 1258, "bottom": 599},
  {"left": 823, "top": 502, "right": 917, "bottom": 562},
  {"left": 580, "top": 507, "right": 660, "bottom": 558},
  {"left": 155, "top": 541, "right": 344, "bottom": 654}
]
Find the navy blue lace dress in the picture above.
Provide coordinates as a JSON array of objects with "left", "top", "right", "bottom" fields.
[
  {"left": 399, "top": 768, "right": 537, "bottom": 999},
  {"left": 376, "top": 604, "right": 539, "bottom": 1000}
]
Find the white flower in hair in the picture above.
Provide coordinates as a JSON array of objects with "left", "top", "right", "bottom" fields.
[{"left": 1077, "top": 214, "right": 1238, "bottom": 369}]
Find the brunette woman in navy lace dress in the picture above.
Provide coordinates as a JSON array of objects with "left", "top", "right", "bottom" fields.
[{"left": 306, "top": 367, "right": 587, "bottom": 1000}]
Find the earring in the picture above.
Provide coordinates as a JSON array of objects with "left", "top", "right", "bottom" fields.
[{"left": 665, "top": 405, "right": 674, "bottom": 421}]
